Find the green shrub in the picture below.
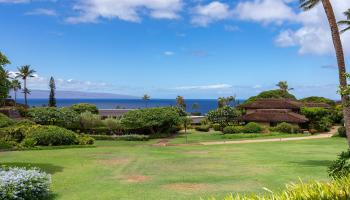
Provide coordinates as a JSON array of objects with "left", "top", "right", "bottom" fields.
[
  {"left": 338, "top": 126, "right": 347, "bottom": 138},
  {"left": 120, "top": 107, "right": 181, "bottom": 135},
  {"left": 0, "top": 167, "right": 51, "bottom": 200},
  {"left": 243, "top": 122, "right": 262, "bottom": 133},
  {"left": 212, "top": 123, "right": 222, "bottom": 131},
  {"left": 0, "top": 113, "right": 14, "bottom": 128},
  {"left": 206, "top": 106, "right": 241, "bottom": 128},
  {"left": 195, "top": 125, "right": 210, "bottom": 132},
  {"left": 27, "top": 107, "right": 80, "bottom": 129},
  {"left": 15, "top": 119, "right": 36, "bottom": 126},
  {"left": 80, "top": 111, "right": 103, "bottom": 129},
  {"left": 25, "top": 125, "right": 79, "bottom": 146},
  {"left": 271, "top": 122, "right": 300, "bottom": 134},
  {"left": 300, "top": 107, "right": 333, "bottom": 132},
  {"left": 223, "top": 126, "right": 244, "bottom": 134},
  {"left": 215, "top": 176, "right": 350, "bottom": 200},
  {"left": 329, "top": 149, "right": 350, "bottom": 179},
  {"left": 0, "top": 139, "right": 16, "bottom": 149},
  {"left": 102, "top": 118, "right": 122, "bottom": 130},
  {"left": 71, "top": 103, "right": 98, "bottom": 114},
  {"left": 77, "top": 135, "right": 95, "bottom": 145}
]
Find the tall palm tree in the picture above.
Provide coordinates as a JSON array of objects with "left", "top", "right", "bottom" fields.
[
  {"left": 276, "top": 81, "right": 293, "bottom": 93},
  {"left": 11, "top": 79, "right": 21, "bottom": 106},
  {"left": 176, "top": 96, "right": 186, "bottom": 110},
  {"left": 142, "top": 94, "right": 150, "bottom": 108},
  {"left": 16, "top": 65, "right": 36, "bottom": 106},
  {"left": 300, "top": 0, "right": 350, "bottom": 146},
  {"left": 338, "top": 9, "right": 350, "bottom": 33}
]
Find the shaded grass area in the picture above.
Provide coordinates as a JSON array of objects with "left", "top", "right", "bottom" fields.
[
  {"left": 170, "top": 130, "right": 312, "bottom": 144},
  {"left": 0, "top": 138, "right": 347, "bottom": 200}
]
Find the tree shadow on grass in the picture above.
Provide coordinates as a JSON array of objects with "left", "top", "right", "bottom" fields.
[
  {"left": 290, "top": 160, "right": 333, "bottom": 167},
  {"left": 0, "top": 162, "right": 64, "bottom": 174}
]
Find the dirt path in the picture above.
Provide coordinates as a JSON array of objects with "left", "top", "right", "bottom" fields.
[{"left": 200, "top": 126, "right": 339, "bottom": 146}]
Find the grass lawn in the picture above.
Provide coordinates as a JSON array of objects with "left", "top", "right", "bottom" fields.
[
  {"left": 170, "top": 130, "right": 313, "bottom": 144},
  {"left": 0, "top": 137, "right": 348, "bottom": 200}
]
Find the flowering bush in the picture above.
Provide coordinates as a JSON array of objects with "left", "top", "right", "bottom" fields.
[{"left": 0, "top": 167, "right": 51, "bottom": 200}]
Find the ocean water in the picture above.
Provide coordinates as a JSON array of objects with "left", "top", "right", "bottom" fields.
[{"left": 16, "top": 99, "right": 241, "bottom": 114}]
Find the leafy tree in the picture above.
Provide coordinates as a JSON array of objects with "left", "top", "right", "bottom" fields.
[
  {"left": 0, "top": 52, "right": 11, "bottom": 106},
  {"left": 71, "top": 103, "right": 98, "bottom": 114},
  {"left": 16, "top": 65, "right": 36, "bottom": 106},
  {"left": 10, "top": 79, "right": 21, "bottom": 106},
  {"left": 176, "top": 95, "right": 186, "bottom": 110},
  {"left": 300, "top": 96, "right": 336, "bottom": 106},
  {"left": 338, "top": 9, "right": 350, "bottom": 33},
  {"left": 191, "top": 103, "right": 200, "bottom": 115},
  {"left": 300, "top": 0, "right": 349, "bottom": 146},
  {"left": 142, "top": 94, "right": 150, "bottom": 107},
  {"left": 244, "top": 89, "right": 296, "bottom": 104},
  {"left": 301, "top": 107, "right": 332, "bottom": 132},
  {"left": 218, "top": 96, "right": 235, "bottom": 108},
  {"left": 48, "top": 77, "right": 56, "bottom": 107},
  {"left": 276, "top": 81, "right": 293, "bottom": 93},
  {"left": 206, "top": 106, "right": 241, "bottom": 128}
]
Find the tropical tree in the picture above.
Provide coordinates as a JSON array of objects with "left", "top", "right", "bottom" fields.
[
  {"left": 218, "top": 96, "right": 235, "bottom": 108},
  {"left": 16, "top": 65, "right": 36, "bottom": 106},
  {"left": 0, "top": 52, "right": 11, "bottom": 106},
  {"left": 176, "top": 96, "right": 186, "bottom": 110},
  {"left": 11, "top": 79, "right": 21, "bottom": 106},
  {"left": 142, "top": 94, "right": 150, "bottom": 108},
  {"left": 338, "top": 9, "right": 350, "bottom": 33},
  {"left": 300, "top": 0, "right": 350, "bottom": 146},
  {"left": 276, "top": 81, "right": 293, "bottom": 93},
  {"left": 48, "top": 76, "right": 56, "bottom": 107}
]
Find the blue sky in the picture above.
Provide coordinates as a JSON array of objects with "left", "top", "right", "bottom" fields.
[{"left": 1, "top": 0, "right": 350, "bottom": 99}]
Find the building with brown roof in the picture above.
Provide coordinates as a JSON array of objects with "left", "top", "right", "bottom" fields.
[{"left": 239, "top": 98, "right": 330, "bottom": 127}]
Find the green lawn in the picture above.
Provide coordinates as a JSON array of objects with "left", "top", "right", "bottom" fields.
[
  {"left": 0, "top": 137, "right": 347, "bottom": 200},
  {"left": 170, "top": 130, "right": 312, "bottom": 144}
]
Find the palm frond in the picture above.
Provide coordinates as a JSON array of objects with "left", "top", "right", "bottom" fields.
[
  {"left": 340, "top": 26, "right": 350, "bottom": 34},
  {"left": 299, "top": 0, "right": 321, "bottom": 11}
]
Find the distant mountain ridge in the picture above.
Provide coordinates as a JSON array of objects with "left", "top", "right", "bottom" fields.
[{"left": 10, "top": 90, "right": 138, "bottom": 99}]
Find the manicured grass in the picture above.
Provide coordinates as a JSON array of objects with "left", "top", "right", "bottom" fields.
[
  {"left": 170, "top": 130, "right": 312, "bottom": 144},
  {"left": 0, "top": 138, "right": 347, "bottom": 200}
]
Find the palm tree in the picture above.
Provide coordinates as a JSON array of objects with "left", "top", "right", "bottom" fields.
[
  {"left": 176, "top": 96, "right": 186, "bottom": 110},
  {"left": 142, "top": 94, "right": 150, "bottom": 108},
  {"left": 16, "top": 65, "right": 36, "bottom": 106},
  {"left": 276, "top": 81, "right": 293, "bottom": 93},
  {"left": 300, "top": 0, "right": 350, "bottom": 146},
  {"left": 338, "top": 9, "right": 350, "bottom": 33},
  {"left": 11, "top": 79, "right": 21, "bottom": 106}
]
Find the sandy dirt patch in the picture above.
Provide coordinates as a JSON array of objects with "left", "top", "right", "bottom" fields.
[{"left": 163, "top": 183, "right": 212, "bottom": 191}]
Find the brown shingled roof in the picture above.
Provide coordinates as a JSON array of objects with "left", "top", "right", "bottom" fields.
[
  {"left": 242, "top": 109, "right": 309, "bottom": 123},
  {"left": 239, "top": 99, "right": 302, "bottom": 109}
]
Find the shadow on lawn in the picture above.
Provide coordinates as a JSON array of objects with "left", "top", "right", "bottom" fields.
[
  {"left": 0, "top": 162, "right": 64, "bottom": 174},
  {"left": 291, "top": 160, "right": 333, "bottom": 167}
]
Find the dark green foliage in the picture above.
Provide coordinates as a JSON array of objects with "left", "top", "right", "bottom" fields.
[
  {"left": 0, "top": 113, "right": 14, "bottom": 128},
  {"left": 15, "top": 119, "right": 36, "bottom": 126},
  {"left": 329, "top": 149, "right": 350, "bottom": 179},
  {"left": 223, "top": 126, "right": 244, "bottom": 134},
  {"left": 212, "top": 123, "right": 222, "bottom": 131},
  {"left": 120, "top": 107, "right": 181, "bottom": 135},
  {"left": 243, "top": 122, "right": 263, "bottom": 133},
  {"left": 28, "top": 107, "right": 80, "bottom": 129},
  {"left": 270, "top": 122, "right": 301, "bottom": 134},
  {"left": 0, "top": 125, "right": 31, "bottom": 143},
  {"left": 244, "top": 89, "right": 296, "bottom": 104},
  {"left": 338, "top": 126, "right": 347, "bottom": 138},
  {"left": 71, "top": 103, "right": 99, "bottom": 114},
  {"left": 300, "top": 96, "right": 336, "bottom": 106},
  {"left": 330, "top": 105, "right": 343, "bottom": 124},
  {"left": 48, "top": 77, "right": 56, "bottom": 107},
  {"left": 25, "top": 125, "right": 78, "bottom": 146},
  {"left": 301, "top": 107, "right": 333, "bottom": 132},
  {"left": 195, "top": 125, "right": 210, "bottom": 132},
  {"left": 206, "top": 106, "right": 241, "bottom": 128},
  {"left": 176, "top": 96, "right": 186, "bottom": 109},
  {"left": 0, "top": 52, "right": 11, "bottom": 105}
]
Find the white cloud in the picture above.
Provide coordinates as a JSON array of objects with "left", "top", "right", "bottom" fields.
[
  {"left": 275, "top": 0, "right": 350, "bottom": 55},
  {"left": 163, "top": 51, "right": 174, "bottom": 56},
  {"left": 0, "top": 0, "right": 30, "bottom": 3},
  {"left": 234, "top": 0, "right": 295, "bottom": 24},
  {"left": 25, "top": 8, "right": 57, "bottom": 16},
  {"left": 191, "top": 1, "right": 232, "bottom": 27},
  {"left": 174, "top": 84, "right": 233, "bottom": 90},
  {"left": 66, "top": 0, "right": 183, "bottom": 24}
]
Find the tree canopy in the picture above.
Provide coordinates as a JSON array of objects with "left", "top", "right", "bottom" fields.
[
  {"left": 299, "top": 96, "right": 336, "bottom": 106},
  {"left": 244, "top": 89, "right": 296, "bottom": 104}
]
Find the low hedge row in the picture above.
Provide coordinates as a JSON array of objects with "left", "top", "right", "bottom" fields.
[
  {"left": 89, "top": 134, "right": 149, "bottom": 141},
  {"left": 223, "top": 123, "right": 263, "bottom": 134}
]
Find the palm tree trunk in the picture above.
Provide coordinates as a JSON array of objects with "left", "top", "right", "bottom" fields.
[
  {"left": 321, "top": 0, "right": 350, "bottom": 147},
  {"left": 24, "top": 78, "right": 27, "bottom": 106},
  {"left": 14, "top": 90, "right": 17, "bottom": 106}
]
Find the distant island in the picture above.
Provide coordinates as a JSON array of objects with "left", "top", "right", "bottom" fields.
[{"left": 10, "top": 90, "right": 138, "bottom": 99}]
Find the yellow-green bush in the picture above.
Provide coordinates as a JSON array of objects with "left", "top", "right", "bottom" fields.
[{"left": 208, "top": 176, "right": 350, "bottom": 200}]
